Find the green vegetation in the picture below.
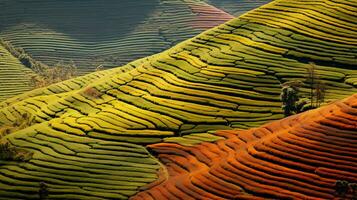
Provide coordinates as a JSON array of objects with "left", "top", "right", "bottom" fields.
[
  {"left": 0, "top": 0, "right": 355, "bottom": 199},
  {"left": 1, "top": 39, "right": 77, "bottom": 88},
  {"left": 0, "top": 140, "right": 33, "bottom": 162},
  {"left": 0, "top": 42, "right": 35, "bottom": 101},
  {"left": 305, "top": 62, "right": 326, "bottom": 108},
  {"left": 280, "top": 81, "right": 300, "bottom": 116},
  {"left": 335, "top": 180, "right": 357, "bottom": 199},
  {"left": 280, "top": 63, "right": 328, "bottom": 116}
]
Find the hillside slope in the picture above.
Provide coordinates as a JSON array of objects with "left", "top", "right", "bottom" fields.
[
  {"left": 0, "top": 0, "right": 238, "bottom": 100},
  {"left": 0, "top": 0, "right": 356, "bottom": 199},
  {"left": 133, "top": 94, "right": 357, "bottom": 200},
  {"left": 205, "top": 0, "right": 271, "bottom": 16},
  {"left": 0, "top": 44, "right": 35, "bottom": 102},
  {"left": 0, "top": 0, "right": 261, "bottom": 74}
]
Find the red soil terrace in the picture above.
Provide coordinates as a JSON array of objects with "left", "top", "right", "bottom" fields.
[{"left": 132, "top": 94, "right": 357, "bottom": 200}]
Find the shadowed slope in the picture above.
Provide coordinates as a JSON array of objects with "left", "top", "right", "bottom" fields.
[
  {"left": 0, "top": 0, "right": 244, "bottom": 74},
  {"left": 0, "top": 0, "right": 266, "bottom": 101},
  {"left": 132, "top": 94, "right": 357, "bottom": 200},
  {"left": 0, "top": 44, "right": 35, "bottom": 101},
  {"left": 205, "top": 0, "right": 271, "bottom": 16},
  {"left": 0, "top": 0, "right": 356, "bottom": 199}
]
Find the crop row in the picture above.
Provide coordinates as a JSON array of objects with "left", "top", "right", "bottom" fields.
[{"left": 132, "top": 94, "right": 357, "bottom": 199}]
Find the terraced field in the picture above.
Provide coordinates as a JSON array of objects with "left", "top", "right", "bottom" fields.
[
  {"left": 0, "top": 0, "right": 248, "bottom": 100},
  {"left": 0, "top": 0, "right": 356, "bottom": 199},
  {"left": 133, "top": 94, "right": 357, "bottom": 199},
  {"left": 205, "top": 0, "right": 271, "bottom": 16},
  {"left": 0, "top": 0, "right": 262, "bottom": 74},
  {"left": 0, "top": 44, "right": 35, "bottom": 102}
]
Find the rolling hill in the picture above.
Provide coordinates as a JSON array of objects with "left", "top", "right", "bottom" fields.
[
  {"left": 0, "top": 0, "right": 269, "bottom": 75},
  {"left": 132, "top": 94, "right": 357, "bottom": 200},
  {"left": 0, "top": 0, "right": 356, "bottom": 199},
  {"left": 0, "top": 0, "right": 270, "bottom": 101}
]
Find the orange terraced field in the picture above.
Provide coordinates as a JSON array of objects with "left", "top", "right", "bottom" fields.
[{"left": 132, "top": 94, "right": 357, "bottom": 200}]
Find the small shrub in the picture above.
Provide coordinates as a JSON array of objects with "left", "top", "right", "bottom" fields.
[
  {"left": 0, "top": 126, "right": 13, "bottom": 138},
  {"left": 14, "top": 113, "right": 34, "bottom": 128},
  {"left": 82, "top": 87, "right": 102, "bottom": 98},
  {"left": 335, "top": 180, "right": 357, "bottom": 199}
]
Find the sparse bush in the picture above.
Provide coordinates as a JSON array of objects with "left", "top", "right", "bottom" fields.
[
  {"left": 28, "top": 60, "right": 77, "bottom": 88},
  {"left": 14, "top": 113, "right": 34, "bottom": 127},
  {"left": 0, "top": 114, "right": 34, "bottom": 162},
  {"left": 0, "top": 140, "right": 33, "bottom": 162},
  {"left": 296, "top": 98, "right": 308, "bottom": 112},
  {"left": 0, "top": 126, "right": 13, "bottom": 139},
  {"left": 335, "top": 180, "right": 349, "bottom": 196},
  {"left": 334, "top": 180, "right": 357, "bottom": 199},
  {"left": 0, "top": 113, "right": 35, "bottom": 139},
  {"left": 305, "top": 62, "right": 327, "bottom": 108},
  {"left": 315, "top": 80, "right": 326, "bottom": 107},
  {"left": 0, "top": 38, "right": 77, "bottom": 88},
  {"left": 82, "top": 87, "right": 102, "bottom": 98},
  {"left": 280, "top": 63, "right": 328, "bottom": 115},
  {"left": 0, "top": 38, "right": 47, "bottom": 72}
]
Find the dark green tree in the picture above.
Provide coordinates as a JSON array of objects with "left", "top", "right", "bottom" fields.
[
  {"left": 335, "top": 180, "right": 349, "bottom": 197},
  {"left": 280, "top": 81, "right": 300, "bottom": 116}
]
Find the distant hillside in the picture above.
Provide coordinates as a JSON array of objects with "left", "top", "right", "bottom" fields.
[
  {"left": 205, "top": 0, "right": 271, "bottom": 16},
  {"left": 0, "top": 0, "right": 269, "bottom": 75},
  {"left": 0, "top": 0, "right": 268, "bottom": 101},
  {"left": 0, "top": 44, "right": 35, "bottom": 102},
  {"left": 0, "top": 0, "right": 356, "bottom": 199},
  {"left": 133, "top": 94, "right": 357, "bottom": 199}
]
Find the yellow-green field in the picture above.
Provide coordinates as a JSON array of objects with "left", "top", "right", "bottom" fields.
[{"left": 0, "top": 0, "right": 356, "bottom": 199}]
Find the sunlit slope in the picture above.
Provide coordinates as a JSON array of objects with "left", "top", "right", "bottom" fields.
[
  {"left": 0, "top": 0, "right": 356, "bottom": 199},
  {"left": 133, "top": 94, "right": 357, "bottom": 200},
  {"left": 0, "top": 44, "right": 35, "bottom": 101},
  {"left": 0, "top": 0, "right": 241, "bottom": 74}
]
